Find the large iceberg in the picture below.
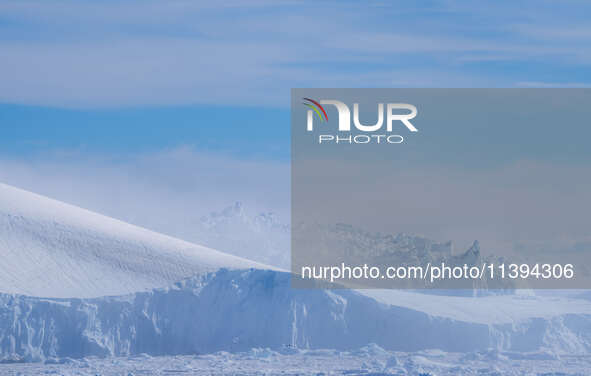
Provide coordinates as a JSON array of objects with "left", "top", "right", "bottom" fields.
[{"left": 1, "top": 182, "right": 590, "bottom": 362}]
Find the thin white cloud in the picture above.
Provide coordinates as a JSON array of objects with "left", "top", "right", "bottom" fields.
[
  {"left": 1, "top": 1, "right": 589, "bottom": 107},
  {"left": 516, "top": 82, "right": 591, "bottom": 88}
]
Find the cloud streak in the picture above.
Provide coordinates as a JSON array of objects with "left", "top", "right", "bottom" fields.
[{"left": 1, "top": 0, "right": 590, "bottom": 107}]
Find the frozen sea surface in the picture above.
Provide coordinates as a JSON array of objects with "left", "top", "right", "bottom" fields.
[{"left": 1, "top": 345, "right": 589, "bottom": 376}]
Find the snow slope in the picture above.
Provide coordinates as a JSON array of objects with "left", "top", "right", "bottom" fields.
[{"left": 0, "top": 182, "right": 270, "bottom": 298}]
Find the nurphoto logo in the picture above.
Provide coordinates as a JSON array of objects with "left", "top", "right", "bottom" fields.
[{"left": 303, "top": 98, "right": 418, "bottom": 144}]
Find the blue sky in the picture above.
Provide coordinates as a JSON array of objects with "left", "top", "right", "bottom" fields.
[
  {"left": 1, "top": 0, "right": 591, "bottom": 159},
  {"left": 1, "top": 0, "right": 590, "bottom": 252},
  {"left": 0, "top": 104, "right": 289, "bottom": 160}
]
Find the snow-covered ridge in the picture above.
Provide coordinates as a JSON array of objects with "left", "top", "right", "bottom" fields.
[{"left": 0, "top": 182, "right": 271, "bottom": 298}]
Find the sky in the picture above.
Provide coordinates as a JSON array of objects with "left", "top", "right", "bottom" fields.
[{"left": 0, "top": 0, "right": 590, "bottom": 252}]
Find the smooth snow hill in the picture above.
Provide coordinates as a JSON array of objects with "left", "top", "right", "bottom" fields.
[{"left": 0, "top": 182, "right": 270, "bottom": 298}]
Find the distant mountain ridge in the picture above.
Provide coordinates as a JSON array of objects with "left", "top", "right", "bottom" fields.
[{"left": 196, "top": 201, "right": 290, "bottom": 268}]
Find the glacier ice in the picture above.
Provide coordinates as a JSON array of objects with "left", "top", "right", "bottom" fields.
[{"left": 2, "top": 268, "right": 591, "bottom": 361}]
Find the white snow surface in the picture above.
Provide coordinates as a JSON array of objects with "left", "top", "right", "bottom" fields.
[
  {"left": 0, "top": 182, "right": 271, "bottom": 298},
  {"left": 363, "top": 289, "right": 591, "bottom": 325}
]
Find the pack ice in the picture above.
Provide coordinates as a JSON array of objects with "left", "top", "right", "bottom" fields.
[{"left": 1, "top": 182, "right": 591, "bottom": 362}]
